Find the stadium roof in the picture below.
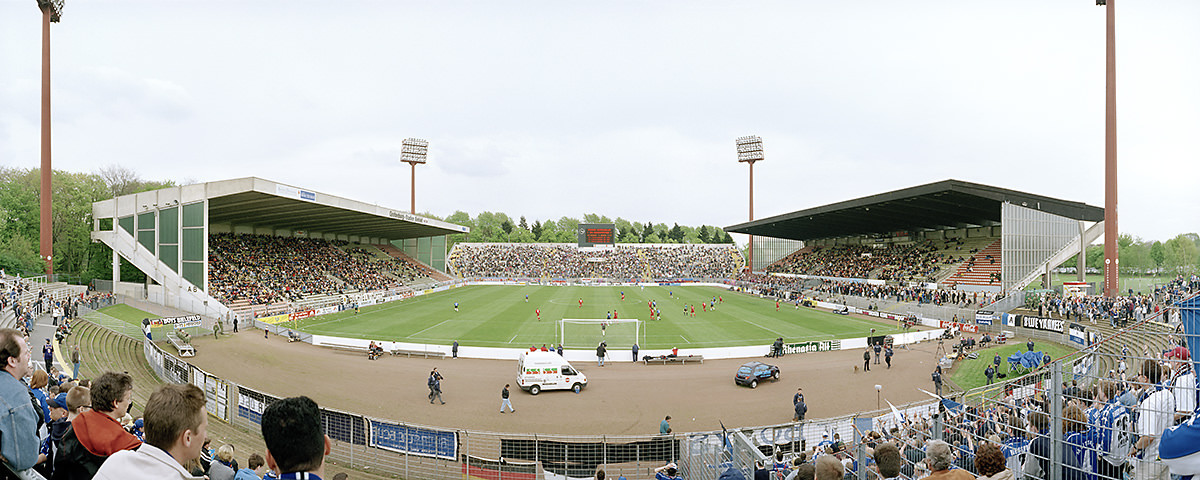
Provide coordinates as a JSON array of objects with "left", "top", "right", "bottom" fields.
[
  {"left": 96, "top": 177, "right": 469, "bottom": 239},
  {"left": 724, "top": 179, "right": 1104, "bottom": 241}
]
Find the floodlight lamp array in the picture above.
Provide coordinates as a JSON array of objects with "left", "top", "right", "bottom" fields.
[
  {"left": 37, "top": 0, "right": 64, "bottom": 22},
  {"left": 736, "top": 135, "right": 764, "bottom": 162},
  {"left": 401, "top": 138, "right": 429, "bottom": 164}
]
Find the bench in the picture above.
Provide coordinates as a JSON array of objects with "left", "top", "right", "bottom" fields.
[
  {"left": 166, "top": 333, "right": 195, "bottom": 357},
  {"left": 325, "top": 343, "right": 369, "bottom": 354},
  {"left": 391, "top": 349, "right": 446, "bottom": 359},
  {"left": 643, "top": 355, "right": 704, "bottom": 365}
]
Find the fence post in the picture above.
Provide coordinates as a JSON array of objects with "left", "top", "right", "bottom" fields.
[
  {"left": 932, "top": 408, "right": 943, "bottom": 441},
  {"left": 856, "top": 435, "right": 867, "bottom": 480},
  {"left": 1049, "top": 361, "right": 1063, "bottom": 480}
]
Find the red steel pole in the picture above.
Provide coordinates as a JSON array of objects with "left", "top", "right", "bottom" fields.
[
  {"left": 40, "top": 6, "right": 54, "bottom": 275},
  {"left": 1103, "top": 0, "right": 1118, "bottom": 297}
]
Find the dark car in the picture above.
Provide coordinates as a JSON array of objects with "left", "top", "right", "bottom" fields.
[{"left": 734, "top": 361, "right": 780, "bottom": 388}]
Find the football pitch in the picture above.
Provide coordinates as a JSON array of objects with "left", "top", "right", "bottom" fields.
[{"left": 289, "top": 285, "right": 907, "bottom": 349}]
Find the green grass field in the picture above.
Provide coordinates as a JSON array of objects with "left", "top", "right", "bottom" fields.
[
  {"left": 1025, "top": 274, "right": 1170, "bottom": 294},
  {"left": 289, "top": 285, "right": 907, "bottom": 349},
  {"left": 96, "top": 304, "right": 159, "bottom": 324},
  {"left": 950, "top": 342, "right": 1079, "bottom": 392}
]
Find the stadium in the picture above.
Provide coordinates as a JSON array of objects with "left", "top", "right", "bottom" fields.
[
  {"left": 3, "top": 2, "right": 1198, "bottom": 479},
  {"left": 4, "top": 172, "right": 1197, "bottom": 480}
]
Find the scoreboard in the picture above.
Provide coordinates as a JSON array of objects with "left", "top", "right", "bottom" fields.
[{"left": 577, "top": 223, "right": 615, "bottom": 247}]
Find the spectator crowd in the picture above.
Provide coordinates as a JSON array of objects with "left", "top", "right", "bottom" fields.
[
  {"left": 207, "top": 233, "right": 432, "bottom": 307},
  {"left": 765, "top": 241, "right": 955, "bottom": 283},
  {"left": 448, "top": 243, "right": 743, "bottom": 281}
]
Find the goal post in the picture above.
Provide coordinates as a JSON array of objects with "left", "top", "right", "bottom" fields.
[{"left": 559, "top": 318, "right": 643, "bottom": 349}]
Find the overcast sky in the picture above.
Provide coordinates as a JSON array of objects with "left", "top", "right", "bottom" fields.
[{"left": 2, "top": 1, "right": 1197, "bottom": 243}]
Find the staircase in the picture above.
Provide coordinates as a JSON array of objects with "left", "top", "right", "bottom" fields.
[
  {"left": 91, "top": 228, "right": 229, "bottom": 319},
  {"left": 376, "top": 243, "right": 451, "bottom": 282},
  {"left": 943, "top": 240, "right": 1003, "bottom": 288}
]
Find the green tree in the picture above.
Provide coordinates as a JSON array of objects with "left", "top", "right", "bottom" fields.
[
  {"left": 1150, "top": 241, "right": 1165, "bottom": 274},
  {"left": 518, "top": 216, "right": 528, "bottom": 231},
  {"left": 1164, "top": 234, "right": 1200, "bottom": 275},
  {"left": 668, "top": 223, "right": 684, "bottom": 243},
  {"left": 0, "top": 233, "right": 41, "bottom": 276},
  {"left": 530, "top": 220, "right": 543, "bottom": 240},
  {"left": 698, "top": 225, "right": 711, "bottom": 244},
  {"left": 1086, "top": 245, "right": 1104, "bottom": 272}
]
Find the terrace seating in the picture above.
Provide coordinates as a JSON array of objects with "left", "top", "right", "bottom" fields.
[
  {"left": 942, "top": 239, "right": 1002, "bottom": 287},
  {"left": 209, "top": 233, "right": 446, "bottom": 314}
]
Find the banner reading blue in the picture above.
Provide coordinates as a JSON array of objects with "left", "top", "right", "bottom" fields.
[{"left": 368, "top": 419, "right": 457, "bottom": 460}]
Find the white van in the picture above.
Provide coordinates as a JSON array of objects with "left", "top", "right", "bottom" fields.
[{"left": 517, "top": 350, "right": 587, "bottom": 395}]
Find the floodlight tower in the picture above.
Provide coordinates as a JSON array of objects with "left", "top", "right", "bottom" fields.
[
  {"left": 37, "top": 0, "right": 64, "bottom": 275},
  {"left": 401, "top": 138, "right": 429, "bottom": 214},
  {"left": 1098, "top": 0, "right": 1119, "bottom": 297},
  {"left": 736, "top": 136, "right": 764, "bottom": 271}
]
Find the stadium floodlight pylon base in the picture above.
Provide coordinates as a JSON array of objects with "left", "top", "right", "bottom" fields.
[{"left": 559, "top": 318, "right": 643, "bottom": 349}]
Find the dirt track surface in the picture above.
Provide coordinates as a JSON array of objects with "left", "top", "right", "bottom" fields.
[{"left": 187, "top": 322, "right": 946, "bottom": 436}]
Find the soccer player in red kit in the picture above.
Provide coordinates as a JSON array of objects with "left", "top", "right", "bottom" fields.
[
  {"left": 536, "top": 309, "right": 541, "bottom": 321},
  {"left": 579, "top": 298, "right": 583, "bottom": 308},
  {"left": 776, "top": 300, "right": 780, "bottom": 311}
]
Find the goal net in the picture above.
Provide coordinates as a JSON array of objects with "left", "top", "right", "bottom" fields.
[{"left": 559, "top": 318, "right": 643, "bottom": 349}]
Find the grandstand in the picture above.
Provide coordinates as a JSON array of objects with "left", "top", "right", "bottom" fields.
[
  {"left": 727, "top": 179, "right": 1106, "bottom": 296},
  {"left": 89, "top": 177, "right": 468, "bottom": 320}
]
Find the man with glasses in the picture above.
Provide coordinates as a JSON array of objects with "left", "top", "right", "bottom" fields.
[{"left": 0, "top": 328, "right": 40, "bottom": 473}]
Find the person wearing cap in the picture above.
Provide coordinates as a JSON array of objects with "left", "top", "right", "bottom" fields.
[
  {"left": 654, "top": 461, "right": 681, "bottom": 480},
  {"left": 37, "top": 393, "right": 72, "bottom": 477},
  {"left": 1166, "top": 346, "right": 1196, "bottom": 423},
  {"left": 817, "top": 433, "right": 833, "bottom": 453}
]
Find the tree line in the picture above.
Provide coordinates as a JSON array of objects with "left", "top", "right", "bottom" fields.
[
  {"left": 0, "top": 166, "right": 172, "bottom": 282},
  {"left": 1060, "top": 233, "right": 1200, "bottom": 276},
  {"left": 432, "top": 211, "right": 735, "bottom": 251}
]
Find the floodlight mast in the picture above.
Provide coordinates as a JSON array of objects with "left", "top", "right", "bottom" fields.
[
  {"left": 37, "top": 0, "right": 63, "bottom": 275},
  {"left": 736, "top": 136, "right": 764, "bottom": 272},
  {"left": 1100, "top": 0, "right": 1119, "bottom": 297},
  {"left": 401, "top": 138, "right": 428, "bottom": 214}
]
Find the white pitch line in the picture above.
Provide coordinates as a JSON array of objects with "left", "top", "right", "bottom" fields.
[
  {"left": 410, "top": 319, "right": 453, "bottom": 337},
  {"left": 739, "top": 317, "right": 785, "bottom": 337},
  {"left": 680, "top": 334, "right": 692, "bottom": 344},
  {"left": 509, "top": 334, "right": 518, "bottom": 343}
]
